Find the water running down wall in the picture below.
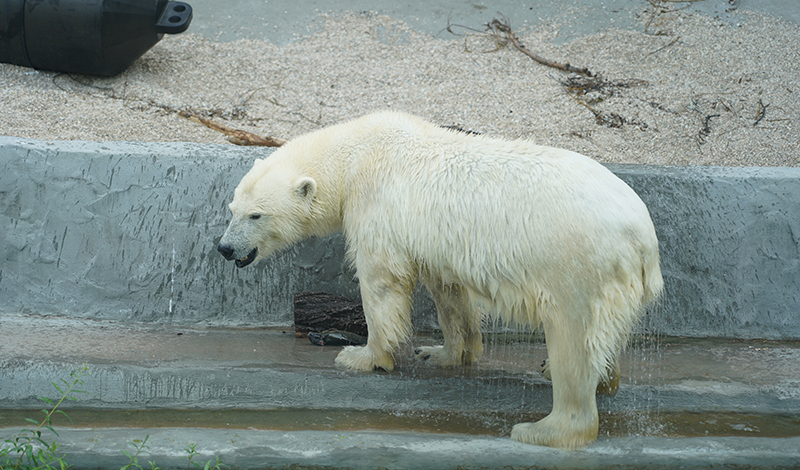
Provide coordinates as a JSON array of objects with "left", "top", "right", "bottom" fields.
[{"left": 1, "top": 137, "right": 798, "bottom": 339}]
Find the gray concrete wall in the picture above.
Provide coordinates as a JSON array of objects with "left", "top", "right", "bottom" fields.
[
  {"left": 612, "top": 165, "right": 800, "bottom": 339},
  {"left": 0, "top": 138, "right": 359, "bottom": 327},
  {"left": 1, "top": 137, "right": 798, "bottom": 339}
]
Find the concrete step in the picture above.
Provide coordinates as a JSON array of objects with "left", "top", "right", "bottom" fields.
[
  {"left": 1, "top": 427, "right": 799, "bottom": 470},
  {"left": 2, "top": 314, "right": 799, "bottom": 415},
  {"left": 2, "top": 314, "right": 799, "bottom": 469}
]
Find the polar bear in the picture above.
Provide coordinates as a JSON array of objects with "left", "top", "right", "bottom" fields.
[{"left": 218, "top": 111, "right": 663, "bottom": 449}]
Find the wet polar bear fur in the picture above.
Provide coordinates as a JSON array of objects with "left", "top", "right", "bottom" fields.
[{"left": 218, "top": 111, "right": 663, "bottom": 450}]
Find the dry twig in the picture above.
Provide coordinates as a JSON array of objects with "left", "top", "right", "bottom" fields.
[
  {"left": 446, "top": 15, "right": 594, "bottom": 77},
  {"left": 566, "top": 93, "right": 626, "bottom": 128},
  {"left": 648, "top": 36, "right": 681, "bottom": 55},
  {"left": 551, "top": 74, "right": 648, "bottom": 129},
  {"left": 179, "top": 111, "right": 286, "bottom": 147},
  {"left": 754, "top": 99, "right": 769, "bottom": 126},
  {"left": 696, "top": 113, "right": 720, "bottom": 146},
  {"left": 486, "top": 17, "right": 595, "bottom": 77},
  {"left": 558, "top": 75, "right": 647, "bottom": 103},
  {"left": 644, "top": 0, "right": 701, "bottom": 34}
]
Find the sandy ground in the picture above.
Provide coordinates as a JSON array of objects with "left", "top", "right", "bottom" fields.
[{"left": 1, "top": 6, "right": 798, "bottom": 167}]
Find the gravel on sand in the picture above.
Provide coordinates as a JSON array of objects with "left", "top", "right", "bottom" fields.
[{"left": 1, "top": 7, "right": 798, "bottom": 167}]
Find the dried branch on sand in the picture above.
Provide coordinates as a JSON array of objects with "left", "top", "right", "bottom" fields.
[
  {"left": 753, "top": 99, "right": 769, "bottom": 126},
  {"left": 446, "top": 15, "right": 595, "bottom": 77},
  {"left": 179, "top": 111, "right": 286, "bottom": 147},
  {"left": 551, "top": 75, "right": 649, "bottom": 130},
  {"left": 486, "top": 18, "right": 595, "bottom": 77}
]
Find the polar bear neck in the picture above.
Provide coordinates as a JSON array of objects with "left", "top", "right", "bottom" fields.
[
  {"left": 278, "top": 110, "right": 505, "bottom": 238},
  {"left": 282, "top": 111, "right": 439, "bottom": 238},
  {"left": 274, "top": 123, "right": 355, "bottom": 237}
]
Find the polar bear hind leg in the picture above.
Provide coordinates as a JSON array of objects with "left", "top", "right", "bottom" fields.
[
  {"left": 511, "top": 302, "right": 601, "bottom": 450},
  {"left": 414, "top": 276, "right": 483, "bottom": 366},
  {"left": 541, "top": 356, "right": 622, "bottom": 397}
]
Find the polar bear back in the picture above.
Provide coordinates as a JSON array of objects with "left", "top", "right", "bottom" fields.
[{"left": 336, "top": 113, "right": 660, "bottom": 318}]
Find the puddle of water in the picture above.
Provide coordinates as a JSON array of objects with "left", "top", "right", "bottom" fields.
[{"left": 1, "top": 409, "right": 797, "bottom": 439}]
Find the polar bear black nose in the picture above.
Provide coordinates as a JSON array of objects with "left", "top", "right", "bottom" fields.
[{"left": 217, "top": 243, "right": 235, "bottom": 260}]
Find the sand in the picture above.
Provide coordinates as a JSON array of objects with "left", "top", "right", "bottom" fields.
[{"left": 1, "top": 7, "right": 798, "bottom": 167}]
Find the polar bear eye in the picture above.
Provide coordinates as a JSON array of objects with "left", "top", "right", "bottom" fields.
[{"left": 249, "top": 214, "right": 261, "bottom": 220}]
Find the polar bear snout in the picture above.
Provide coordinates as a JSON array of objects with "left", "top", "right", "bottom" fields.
[
  {"left": 217, "top": 243, "right": 258, "bottom": 268},
  {"left": 217, "top": 243, "right": 236, "bottom": 260},
  {"left": 218, "top": 217, "right": 261, "bottom": 268}
]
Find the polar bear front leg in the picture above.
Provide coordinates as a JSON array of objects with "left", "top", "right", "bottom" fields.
[
  {"left": 512, "top": 315, "right": 600, "bottom": 449},
  {"left": 414, "top": 279, "right": 483, "bottom": 366},
  {"left": 334, "top": 259, "right": 414, "bottom": 372}
]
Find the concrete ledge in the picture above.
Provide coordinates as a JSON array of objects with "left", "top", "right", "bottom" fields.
[
  {"left": 2, "top": 316, "right": 798, "bottom": 415},
  {"left": 2, "top": 427, "right": 799, "bottom": 470},
  {"left": 1, "top": 137, "right": 799, "bottom": 338}
]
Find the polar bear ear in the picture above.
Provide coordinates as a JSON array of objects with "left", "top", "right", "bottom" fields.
[{"left": 294, "top": 177, "right": 317, "bottom": 200}]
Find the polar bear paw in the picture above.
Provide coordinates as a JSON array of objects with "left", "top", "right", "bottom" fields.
[
  {"left": 335, "top": 345, "right": 394, "bottom": 372},
  {"left": 414, "top": 345, "right": 480, "bottom": 366},
  {"left": 511, "top": 414, "right": 597, "bottom": 450},
  {"left": 540, "top": 358, "right": 552, "bottom": 381},
  {"left": 413, "top": 345, "right": 462, "bottom": 366}
]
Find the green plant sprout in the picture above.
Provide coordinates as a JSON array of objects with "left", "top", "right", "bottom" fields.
[
  {"left": 1, "top": 364, "right": 89, "bottom": 470},
  {"left": 2, "top": 366, "right": 225, "bottom": 470},
  {"left": 120, "top": 435, "right": 162, "bottom": 470},
  {"left": 184, "top": 443, "right": 224, "bottom": 470}
]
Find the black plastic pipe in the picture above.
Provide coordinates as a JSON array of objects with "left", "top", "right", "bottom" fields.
[{"left": 0, "top": 0, "right": 192, "bottom": 76}]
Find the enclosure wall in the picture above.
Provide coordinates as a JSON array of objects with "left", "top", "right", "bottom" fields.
[{"left": 1, "top": 138, "right": 798, "bottom": 339}]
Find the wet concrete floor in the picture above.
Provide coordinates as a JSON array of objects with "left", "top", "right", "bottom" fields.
[{"left": 1, "top": 314, "right": 799, "bottom": 469}]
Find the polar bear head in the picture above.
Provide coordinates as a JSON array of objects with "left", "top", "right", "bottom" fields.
[{"left": 217, "top": 157, "right": 317, "bottom": 268}]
